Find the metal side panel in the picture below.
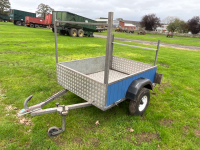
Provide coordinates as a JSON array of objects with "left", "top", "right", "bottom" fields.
[
  {"left": 112, "top": 56, "right": 154, "bottom": 75},
  {"left": 106, "top": 67, "right": 157, "bottom": 106},
  {"left": 56, "top": 64, "right": 106, "bottom": 110},
  {"left": 60, "top": 56, "right": 105, "bottom": 75}
]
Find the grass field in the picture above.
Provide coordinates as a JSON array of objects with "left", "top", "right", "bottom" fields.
[
  {"left": 0, "top": 22, "right": 200, "bottom": 149},
  {"left": 95, "top": 31, "right": 200, "bottom": 47}
]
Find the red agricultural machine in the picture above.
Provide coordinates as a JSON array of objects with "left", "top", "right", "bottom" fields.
[
  {"left": 138, "top": 31, "right": 146, "bottom": 35},
  {"left": 25, "top": 14, "right": 52, "bottom": 28}
]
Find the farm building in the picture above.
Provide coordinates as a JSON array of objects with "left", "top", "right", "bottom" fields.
[
  {"left": 94, "top": 18, "right": 138, "bottom": 29},
  {"left": 94, "top": 17, "right": 108, "bottom": 24},
  {"left": 119, "top": 21, "right": 136, "bottom": 29}
]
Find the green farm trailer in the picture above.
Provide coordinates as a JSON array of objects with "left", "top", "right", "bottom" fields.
[
  {"left": 51, "top": 11, "right": 97, "bottom": 37},
  {"left": 0, "top": 14, "right": 10, "bottom": 22},
  {"left": 10, "top": 9, "right": 36, "bottom": 26}
]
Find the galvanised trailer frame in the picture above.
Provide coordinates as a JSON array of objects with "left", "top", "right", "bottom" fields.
[{"left": 19, "top": 12, "right": 163, "bottom": 137}]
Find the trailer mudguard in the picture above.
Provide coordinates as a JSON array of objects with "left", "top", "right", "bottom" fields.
[{"left": 126, "top": 78, "right": 153, "bottom": 101}]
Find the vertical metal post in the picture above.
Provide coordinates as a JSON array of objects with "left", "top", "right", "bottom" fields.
[
  {"left": 62, "top": 116, "right": 66, "bottom": 131},
  {"left": 154, "top": 40, "right": 160, "bottom": 66},
  {"left": 104, "top": 12, "right": 113, "bottom": 85},
  {"left": 54, "top": 13, "right": 58, "bottom": 64},
  {"left": 109, "top": 34, "right": 114, "bottom": 69}
]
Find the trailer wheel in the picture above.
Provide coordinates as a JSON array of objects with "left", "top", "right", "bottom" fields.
[
  {"left": 30, "top": 24, "right": 35, "bottom": 28},
  {"left": 22, "top": 22, "right": 26, "bottom": 26},
  {"left": 69, "top": 28, "right": 77, "bottom": 37},
  {"left": 16, "top": 21, "right": 21, "bottom": 26},
  {"left": 48, "top": 126, "right": 60, "bottom": 137},
  {"left": 35, "top": 24, "right": 40, "bottom": 28},
  {"left": 77, "top": 29, "right": 84, "bottom": 37},
  {"left": 129, "top": 88, "right": 150, "bottom": 116}
]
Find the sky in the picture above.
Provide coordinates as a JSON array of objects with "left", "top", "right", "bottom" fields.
[{"left": 9, "top": 0, "right": 200, "bottom": 22}]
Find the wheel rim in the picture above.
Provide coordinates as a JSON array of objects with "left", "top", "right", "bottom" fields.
[
  {"left": 80, "top": 31, "right": 83, "bottom": 36},
  {"left": 73, "top": 30, "right": 77, "bottom": 36},
  {"left": 139, "top": 95, "right": 148, "bottom": 111},
  {"left": 48, "top": 128, "right": 59, "bottom": 137}
]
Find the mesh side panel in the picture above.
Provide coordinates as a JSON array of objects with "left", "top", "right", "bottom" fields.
[
  {"left": 112, "top": 56, "right": 154, "bottom": 75},
  {"left": 57, "top": 64, "right": 106, "bottom": 110}
]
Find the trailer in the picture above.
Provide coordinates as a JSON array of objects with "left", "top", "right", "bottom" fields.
[
  {"left": 95, "top": 27, "right": 107, "bottom": 32},
  {"left": 18, "top": 12, "right": 163, "bottom": 137},
  {"left": 51, "top": 11, "right": 97, "bottom": 37},
  {"left": 10, "top": 9, "right": 36, "bottom": 26},
  {"left": 0, "top": 14, "right": 10, "bottom": 22},
  {"left": 25, "top": 14, "right": 52, "bottom": 28}
]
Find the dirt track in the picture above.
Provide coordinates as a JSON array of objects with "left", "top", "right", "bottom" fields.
[{"left": 94, "top": 34, "right": 200, "bottom": 51}]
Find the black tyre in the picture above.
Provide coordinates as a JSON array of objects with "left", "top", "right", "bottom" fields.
[
  {"left": 77, "top": 29, "right": 84, "bottom": 37},
  {"left": 69, "top": 28, "right": 77, "bottom": 37},
  {"left": 52, "top": 28, "right": 54, "bottom": 32},
  {"left": 22, "top": 22, "right": 26, "bottom": 26},
  {"left": 35, "top": 24, "right": 40, "bottom": 28},
  {"left": 16, "top": 21, "right": 21, "bottom": 26},
  {"left": 129, "top": 88, "right": 150, "bottom": 116},
  {"left": 48, "top": 126, "right": 60, "bottom": 137},
  {"left": 30, "top": 24, "right": 35, "bottom": 28}
]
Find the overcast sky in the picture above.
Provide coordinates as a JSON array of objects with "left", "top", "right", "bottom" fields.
[{"left": 9, "top": 0, "right": 200, "bottom": 22}]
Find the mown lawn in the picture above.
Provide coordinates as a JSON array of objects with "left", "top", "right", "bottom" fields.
[
  {"left": 0, "top": 22, "right": 200, "bottom": 150},
  {"left": 95, "top": 31, "right": 200, "bottom": 47}
]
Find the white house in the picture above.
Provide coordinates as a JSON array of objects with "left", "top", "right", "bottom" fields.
[{"left": 156, "top": 25, "right": 168, "bottom": 33}]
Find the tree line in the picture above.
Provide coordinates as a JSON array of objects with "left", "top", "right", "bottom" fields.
[
  {"left": 0, "top": 0, "right": 199, "bottom": 34},
  {"left": 140, "top": 14, "right": 200, "bottom": 34},
  {"left": 0, "top": 0, "right": 54, "bottom": 18}
]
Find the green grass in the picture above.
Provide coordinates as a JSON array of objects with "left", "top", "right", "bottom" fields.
[
  {"left": 0, "top": 22, "right": 200, "bottom": 149},
  {"left": 95, "top": 31, "right": 200, "bottom": 47}
]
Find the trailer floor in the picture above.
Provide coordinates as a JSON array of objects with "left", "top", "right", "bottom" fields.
[{"left": 87, "top": 69, "right": 129, "bottom": 83}]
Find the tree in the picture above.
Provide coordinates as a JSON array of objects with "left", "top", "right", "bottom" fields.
[
  {"left": 140, "top": 14, "right": 160, "bottom": 31},
  {"left": 167, "top": 18, "right": 188, "bottom": 33},
  {"left": 187, "top": 16, "right": 200, "bottom": 34},
  {"left": 36, "top": 3, "right": 54, "bottom": 18},
  {"left": 162, "top": 16, "right": 179, "bottom": 24},
  {"left": 0, "top": 0, "right": 11, "bottom": 16},
  {"left": 116, "top": 18, "right": 123, "bottom": 21}
]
